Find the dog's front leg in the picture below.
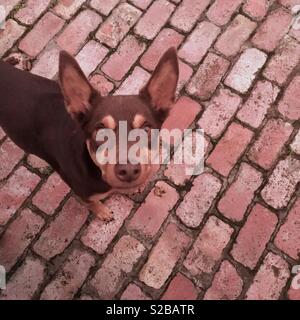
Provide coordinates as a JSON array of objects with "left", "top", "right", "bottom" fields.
[{"left": 86, "top": 199, "right": 114, "bottom": 222}]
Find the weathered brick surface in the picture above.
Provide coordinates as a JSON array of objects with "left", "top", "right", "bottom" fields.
[
  {"left": 15, "top": 0, "right": 51, "bottom": 25},
  {"left": 207, "top": 0, "right": 243, "bottom": 26},
  {"left": 243, "top": 0, "right": 269, "bottom": 20},
  {"left": 53, "top": 0, "right": 86, "bottom": 19},
  {"left": 90, "top": 0, "right": 120, "bottom": 16}
]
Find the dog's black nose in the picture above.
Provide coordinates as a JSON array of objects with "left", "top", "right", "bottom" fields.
[{"left": 114, "top": 163, "right": 141, "bottom": 182}]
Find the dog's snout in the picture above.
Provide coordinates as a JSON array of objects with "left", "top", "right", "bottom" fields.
[{"left": 114, "top": 163, "right": 141, "bottom": 182}]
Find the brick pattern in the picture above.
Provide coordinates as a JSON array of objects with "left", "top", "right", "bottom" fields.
[{"left": 1, "top": 0, "right": 300, "bottom": 301}]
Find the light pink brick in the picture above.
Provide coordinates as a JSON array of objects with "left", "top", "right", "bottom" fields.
[
  {"left": 75, "top": 40, "right": 108, "bottom": 77},
  {"left": 215, "top": 15, "right": 257, "bottom": 57},
  {"left": 248, "top": 119, "right": 293, "bottom": 170},
  {"left": 162, "top": 273, "right": 198, "bottom": 300},
  {"left": 15, "top": 0, "right": 50, "bottom": 25},
  {"left": 130, "top": 0, "right": 153, "bottom": 9},
  {"left": 56, "top": 9, "right": 101, "bottom": 55},
  {"left": 53, "top": 0, "right": 86, "bottom": 19},
  {"left": 278, "top": 75, "right": 300, "bottom": 121},
  {"left": 291, "top": 131, "right": 300, "bottom": 154},
  {"left": 264, "top": 36, "right": 300, "bottom": 85},
  {"left": 0, "top": 19, "right": 26, "bottom": 58},
  {"left": 184, "top": 216, "right": 234, "bottom": 277},
  {"left": 261, "top": 156, "right": 300, "bottom": 209},
  {"left": 207, "top": 123, "right": 254, "bottom": 177},
  {"left": 218, "top": 163, "right": 262, "bottom": 222},
  {"left": 121, "top": 283, "right": 151, "bottom": 300},
  {"left": 19, "top": 12, "right": 64, "bottom": 57},
  {"left": 204, "top": 261, "right": 243, "bottom": 300},
  {"left": 176, "top": 173, "right": 222, "bottom": 228},
  {"left": 140, "top": 28, "right": 184, "bottom": 71},
  {"left": 225, "top": 48, "right": 267, "bottom": 94},
  {"left": 187, "top": 53, "right": 230, "bottom": 100},
  {"left": 134, "top": 0, "right": 175, "bottom": 40},
  {"left": 179, "top": 21, "right": 220, "bottom": 65},
  {"left": 32, "top": 172, "right": 70, "bottom": 215},
  {"left": 115, "top": 66, "right": 150, "bottom": 95},
  {"left": 0, "top": 138, "right": 24, "bottom": 180},
  {"left": 170, "top": 0, "right": 211, "bottom": 32},
  {"left": 243, "top": 0, "right": 269, "bottom": 20},
  {"left": 0, "top": 257, "right": 45, "bottom": 300},
  {"left": 246, "top": 253, "right": 290, "bottom": 300},
  {"left": 198, "top": 88, "right": 241, "bottom": 139},
  {"left": 139, "top": 223, "right": 191, "bottom": 289},
  {"left": 128, "top": 182, "right": 179, "bottom": 238},
  {"left": 275, "top": 198, "right": 300, "bottom": 260},
  {"left": 0, "top": 209, "right": 44, "bottom": 271},
  {"left": 231, "top": 204, "right": 277, "bottom": 269},
  {"left": 33, "top": 197, "right": 89, "bottom": 259},
  {"left": 90, "top": 235, "right": 145, "bottom": 299},
  {"left": 252, "top": 8, "right": 293, "bottom": 52},
  {"left": 96, "top": 3, "right": 141, "bottom": 48},
  {"left": 207, "top": 0, "right": 243, "bottom": 26},
  {"left": 0, "top": 166, "right": 40, "bottom": 226},
  {"left": 41, "top": 249, "right": 95, "bottom": 300},
  {"left": 237, "top": 80, "right": 280, "bottom": 129},
  {"left": 102, "top": 35, "right": 145, "bottom": 81},
  {"left": 90, "top": 74, "right": 114, "bottom": 96},
  {"left": 81, "top": 195, "right": 134, "bottom": 254},
  {"left": 90, "top": 0, "right": 120, "bottom": 15}
]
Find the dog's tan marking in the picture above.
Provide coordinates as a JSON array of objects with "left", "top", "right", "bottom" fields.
[
  {"left": 102, "top": 115, "right": 116, "bottom": 130},
  {"left": 132, "top": 114, "right": 146, "bottom": 129}
]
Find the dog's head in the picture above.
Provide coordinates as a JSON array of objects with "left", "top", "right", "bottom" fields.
[{"left": 58, "top": 48, "right": 179, "bottom": 189}]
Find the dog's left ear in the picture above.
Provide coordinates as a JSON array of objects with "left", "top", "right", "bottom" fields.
[
  {"left": 59, "top": 50, "right": 95, "bottom": 122},
  {"left": 140, "top": 47, "right": 179, "bottom": 119}
]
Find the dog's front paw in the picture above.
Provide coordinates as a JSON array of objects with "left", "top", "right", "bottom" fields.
[{"left": 96, "top": 205, "right": 114, "bottom": 222}]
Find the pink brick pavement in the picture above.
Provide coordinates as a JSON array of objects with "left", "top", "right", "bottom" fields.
[{"left": 0, "top": 0, "right": 299, "bottom": 300}]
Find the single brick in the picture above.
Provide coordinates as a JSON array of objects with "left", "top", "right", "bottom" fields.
[
  {"left": 0, "top": 257, "right": 45, "bottom": 300},
  {"left": 15, "top": 0, "right": 50, "bottom": 25},
  {"left": 19, "top": 12, "right": 64, "bottom": 57},
  {"left": 161, "top": 273, "right": 198, "bottom": 300},
  {"left": 32, "top": 172, "right": 70, "bottom": 215},
  {"left": 179, "top": 21, "right": 220, "bottom": 65},
  {"left": 0, "top": 138, "right": 24, "bottom": 180},
  {"left": 184, "top": 216, "right": 234, "bottom": 277},
  {"left": 139, "top": 223, "right": 190, "bottom": 289},
  {"left": 215, "top": 15, "right": 257, "bottom": 57},
  {"left": 207, "top": 0, "right": 243, "bottom": 26},
  {"left": 0, "top": 209, "right": 44, "bottom": 271},
  {"left": 0, "top": 19, "right": 26, "bottom": 58},
  {"left": 278, "top": 75, "right": 300, "bottom": 121},
  {"left": 134, "top": 0, "right": 175, "bottom": 40},
  {"left": 243, "top": 0, "right": 269, "bottom": 20},
  {"left": 274, "top": 198, "right": 300, "bottom": 260},
  {"left": 33, "top": 197, "right": 89, "bottom": 259},
  {"left": 204, "top": 261, "right": 243, "bottom": 300},
  {"left": 121, "top": 283, "right": 151, "bottom": 300},
  {"left": 56, "top": 9, "right": 101, "bottom": 55},
  {"left": 115, "top": 66, "right": 150, "bottom": 95},
  {"left": 248, "top": 119, "right": 293, "bottom": 170},
  {"left": 246, "top": 253, "right": 290, "bottom": 300},
  {"left": 225, "top": 48, "right": 267, "bottom": 94},
  {"left": 237, "top": 80, "right": 280, "bottom": 129},
  {"left": 261, "top": 156, "right": 300, "bottom": 209},
  {"left": 206, "top": 123, "right": 254, "bottom": 177},
  {"left": 231, "top": 204, "right": 277, "bottom": 269},
  {"left": 90, "top": 0, "right": 120, "bottom": 15},
  {"left": 140, "top": 28, "right": 184, "bottom": 71},
  {"left": 81, "top": 195, "right": 134, "bottom": 254},
  {"left": 102, "top": 35, "right": 146, "bottom": 81},
  {"left": 41, "top": 249, "right": 95, "bottom": 300},
  {"left": 90, "top": 74, "right": 114, "bottom": 96},
  {"left": 264, "top": 37, "right": 300, "bottom": 85},
  {"left": 170, "top": 0, "right": 211, "bottom": 32},
  {"left": 218, "top": 163, "right": 262, "bottom": 222},
  {"left": 251, "top": 8, "right": 293, "bottom": 52},
  {"left": 75, "top": 40, "right": 108, "bottom": 77},
  {"left": 96, "top": 3, "right": 141, "bottom": 48},
  {"left": 53, "top": 0, "right": 86, "bottom": 19},
  {"left": 187, "top": 53, "right": 230, "bottom": 100},
  {"left": 176, "top": 173, "right": 222, "bottom": 228},
  {"left": 198, "top": 88, "right": 241, "bottom": 139},
  {"left": 90, "top": 235, "right": 145, "bottom": 299},
  {"left": 0, "top": 166, "right": 40, "bottom": 226},
  {"left": 128, "top": 182, "right": 179, "bottom": 238},
  {"left": 291, "top": 131, "right": 300, "bottom": 154}
]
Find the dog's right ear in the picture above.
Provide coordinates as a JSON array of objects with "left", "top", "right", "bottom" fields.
[{"left": 59, "top": 51, "right": 95, "bottom": 122}]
